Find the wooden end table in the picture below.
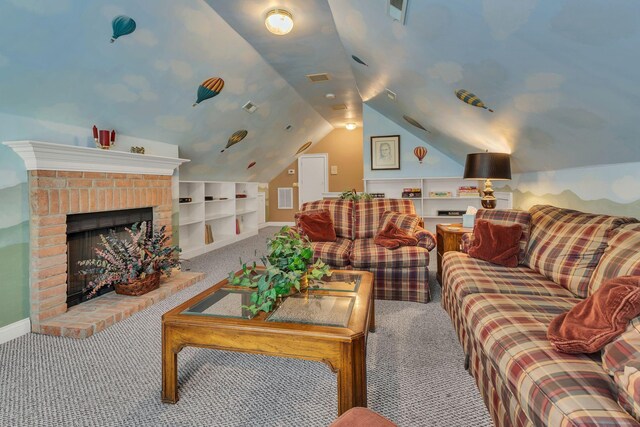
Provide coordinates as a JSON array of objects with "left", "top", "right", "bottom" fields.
[
  {"left": 436, "top": 223, "right": 473, "bottom": 285},
  {"left": 161, "top": 269, "right": 374, "bottom": 416}
]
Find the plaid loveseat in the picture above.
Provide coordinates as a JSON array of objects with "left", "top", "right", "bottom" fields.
[
  {"left": 442, "top": 205, "right": 640, "bottom": 426},
  {"left": 298, "top": 199, "right": 436, "bottom": 303}
]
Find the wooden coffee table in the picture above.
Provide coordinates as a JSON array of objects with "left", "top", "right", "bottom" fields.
[{"left": 161, "top": 269, "right": 374, "bottom": 416}]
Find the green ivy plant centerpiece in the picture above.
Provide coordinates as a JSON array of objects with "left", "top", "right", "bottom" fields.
[
  {"left": 78, "top": 221, "right": 181, "bottom": 297},
  {"left": 339, "top": 188, "right": 373, "bottom": 201},
  {"left": 227, "top": 226, "right": 331, "bottom": 315}
]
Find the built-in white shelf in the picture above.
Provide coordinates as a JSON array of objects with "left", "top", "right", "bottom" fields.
[
  {"left": 364, "top": 176, "right": 512, "bottom": 233},
  {"left": 179, "top": 180, "right": 260, "bottom": 259}
]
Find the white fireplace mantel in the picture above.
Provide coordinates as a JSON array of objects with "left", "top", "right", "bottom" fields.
[{"left": 3, "top": 140, "right": 189, "bottom": 175}]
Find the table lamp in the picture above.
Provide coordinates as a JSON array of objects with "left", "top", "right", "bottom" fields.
[{"left": 463, "top": 152, "right": 511, "bottom": 209}]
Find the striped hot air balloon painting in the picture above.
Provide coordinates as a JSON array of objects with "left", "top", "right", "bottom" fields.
[
  {"left": 455, "top": 89, "right": 494, "bottom": 112},
  {"left": 295, "top": 141, "right": 312, "bottom": 155},
  {"left": 111, "top": 15, "right": 136, "bottom": 43},
  {"left": 413, "top": 146, "right": 427, "bottom": 164},
  {"left": 193, "top": 77, "right": 224, "bottom": 107},
  {"left": 221, "top": 130, "right": 248, "bottom": 152}
]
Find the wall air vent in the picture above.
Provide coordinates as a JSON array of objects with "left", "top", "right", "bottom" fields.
[
  {"left": 278, "top": 188, "right": 293, "bottom": 209},
  {"left": 385, "top": 88, "right": 397, "bottom": 101},
  {"left": 306, "top": 73, "right": 330, "bottom": 83},
  {"left": 331, "top": 104, "right": 347, "bottom": 110},
  {"left": 387, "top": 0, "right": 408, "bottom": 24},
  {"left": 242, "top": 101, "right": 258, "bottom": 113}
]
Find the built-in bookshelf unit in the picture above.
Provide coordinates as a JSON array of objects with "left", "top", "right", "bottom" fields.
[
  {"left": 179, "top": 181, "right": 259, "bottom": 259},
  {"left": 363, "top": 177, "right": 512, "bottom": 233}
]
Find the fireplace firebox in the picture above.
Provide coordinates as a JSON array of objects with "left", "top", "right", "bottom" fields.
[{"left": 66, "top": 208, "right": 153, "bottom": 307}]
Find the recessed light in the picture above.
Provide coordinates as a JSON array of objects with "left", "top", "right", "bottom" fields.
[
  {"left": 345, "top": 123, "right": 357, "bottom": 131},
  {"left": 242, "top": 101, "right": 258, "bottom": 113},
  {"left": 325, "top": 93, "right": 336, "bottom": 99},
  {"left": 265, "top": 9, "right": 294, "bottom": 35}
]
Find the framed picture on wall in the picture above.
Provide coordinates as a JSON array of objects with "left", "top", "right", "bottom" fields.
[{"left": 371, "top": 135, "right": 400, "bottom": 170}]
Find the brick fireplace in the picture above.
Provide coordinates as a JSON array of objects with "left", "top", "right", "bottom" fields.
[
  {"left": 4, "top": 140, "right": 204, "bottom": 338},
  {"left": 29, "top": 170, "right": 174, "bottom": 327}
]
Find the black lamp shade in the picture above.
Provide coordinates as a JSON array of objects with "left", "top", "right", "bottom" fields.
[{"left": 463, "top": 153, "right": 511, "bottom": 180}]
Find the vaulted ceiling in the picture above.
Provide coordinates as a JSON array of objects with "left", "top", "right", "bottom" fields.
[{"left": 0, "top": 0, "right": 638, "bottom": 181}]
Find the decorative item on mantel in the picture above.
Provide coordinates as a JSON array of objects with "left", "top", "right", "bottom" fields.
[
  {"left": 92, "top": 125, "right": 116, "bottom": 150},
  {"left": 78, "top": 222, "right": 181, "bottom": 297},
  {"left": 130, "top": 146, "right": 145, "bottom": 154},
  {"left": 228, "top": 227, "right": 331, "bottom": 315}
]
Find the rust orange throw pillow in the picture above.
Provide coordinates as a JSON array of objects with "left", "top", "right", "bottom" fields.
[
  {"left": 468, "top": 219, "right": 522, "bottom": 267},
  {"left": 374, "top": 221, "right": 418, "bottom": 249},
  {"left": 548, "top": 276, "right": 640, "bottom": 354},
  {"left": 295, "top": 209, "right": 336, "bottom": 242}
]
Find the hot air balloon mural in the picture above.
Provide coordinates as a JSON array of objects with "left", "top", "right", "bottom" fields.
[
  {"left": 193, "top": 77, "right": 225, "bottom": 107},
  {"left": 295, "top": 141, "right": 312, "bottom": 155},
  {"left": 111, "top": 15, "right": 136, "bottom": 43},
  {"left": 413, "top": 146, "right": 428, "bottom": 164},
  {"left": 455, "top": 89, "right": 494, "bottom": 112},
  {"left": 403, "top": 115, "right": 430, "bottom": 133},
  {"left": 351, "top": 55, "right": 368, "bottom": 66},
  {"left": 221, "top": 130, "right": 248, "bottom": 152},
  {"left": 247, "top": 161, "right": 256, "bottom": 169}
]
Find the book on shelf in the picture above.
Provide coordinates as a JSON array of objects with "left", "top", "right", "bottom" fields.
[
  {"left": 437, "top": 210, "right": 466, "bottom": 216},
  {"left": 402, "top": 187, "right": 422, "bottom": 198},
  {"left": 457, "top": 186, "right": 479, "bottom": 197},
  {"left": 236, "top": 218, "right": 241, "bottom": 235},
  {"left": 370, "top": 193, "right": 385, "bottom": 198},
  {"left": 428, "top": 191, "right": 452, "bottom": 198},
  {"left": 204, "top": 224, "right": 214, "bottom": 244}
]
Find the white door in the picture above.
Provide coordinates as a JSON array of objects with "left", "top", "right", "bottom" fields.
[{"left": 298, "top": 154, "right": 328, "bottom": 207}]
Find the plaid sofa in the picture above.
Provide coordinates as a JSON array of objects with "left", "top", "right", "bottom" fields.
[
  {"left": 298, "top": 199, "right": 436, "bottom": 303},
  {"left": 441, "top": 205, "right": 640, "bottom": 426}
]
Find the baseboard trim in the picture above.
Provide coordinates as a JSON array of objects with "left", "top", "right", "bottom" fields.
[
  {"left": 0, "top": 318, "right": 31, "bottom": 345},
  {"left": 264, "top": 222, "right": 295, "bottom": 227}
]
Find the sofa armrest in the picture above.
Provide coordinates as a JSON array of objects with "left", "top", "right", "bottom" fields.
[
  {"left": 415, "top": 226, "right": 436, "bottom": 251},
  {"left": 460, "top": 232, "right": 474, "bottom": 253}
]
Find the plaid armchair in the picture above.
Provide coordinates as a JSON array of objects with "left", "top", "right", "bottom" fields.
[{"left": 298, "top": 199, "right": 436, "bottom": 303}]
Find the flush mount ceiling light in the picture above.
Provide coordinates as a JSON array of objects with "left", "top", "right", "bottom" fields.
[
  {"left": 265, "top": 9, "right": 294, "bottom": 35},
  {"left": 345, "top": 123, "right": 357, "bottom": 131}
]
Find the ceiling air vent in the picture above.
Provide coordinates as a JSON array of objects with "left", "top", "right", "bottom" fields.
[
  {"left": 387, "top": 0, "right": 408, "bottom": 24},
  {"left": 306, "top": 73, "right": 330, "bottom": 83},
  {"left": 385, "top": 88, "right": 397, "bottom": 101},
  {"left": 331, "top": 104, "right": 347, "bottom": 111},
  {"left": 242, "top": 101, "right": 258, "bottom": 113}
]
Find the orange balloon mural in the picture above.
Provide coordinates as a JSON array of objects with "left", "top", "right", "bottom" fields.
[{"left": 414, "top": 146, "right": 427, "bottom": 163}]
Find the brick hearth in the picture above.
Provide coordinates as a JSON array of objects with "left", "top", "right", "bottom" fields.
[{"left": 27, "top": 169, "right": 199, "bottom": 338}]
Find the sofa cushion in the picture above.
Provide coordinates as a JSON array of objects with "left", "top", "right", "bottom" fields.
[
  {"left": 475, "top": 209, "right": 532, "bottom": 263},
  {"left": 301, "top": 200, "right": 353, "bottom": 239},
  {"left": 548, "top": 276, "right": 640, "bottom": 354},
  {"left": 468, "top": 219, "right": 522, "bottom": 268},
  {"left": 294, "top": 209, "right": 336, "bottom": 242},
  {"left": 603, "top": 318, "right": 640, "bottom": 422},
  {"left": 443, "top": 252, "right": 575, "bottom": 301},
  {"left": 524, "top": 204, "right": 636, "bottom": 298},
  {"left": 354, "top": 199, "right": 417, "bottom": 239},
  {"left": 350, "top": 238, "right": 428, "bottom": 268},
  {"left": 377, "top": 210, "right": 420, "bottom": 234},
  {"left": 309, "top": 237, "right": 352, "bottom": 267},
  {"left": 463, "top": 293, "right": 638, "bottom": 426},
  {"left": 589, "top": 223, "right": 640, "bottom": 295}
]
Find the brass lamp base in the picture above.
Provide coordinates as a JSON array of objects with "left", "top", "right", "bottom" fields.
[{"left": 481, "top": 178, "right": 497, "bottom": 209}]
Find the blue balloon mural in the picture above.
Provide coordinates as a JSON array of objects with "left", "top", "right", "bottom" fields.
[
  {"left": 111, "top": 15, "right": 136, "bottom": 43},
  {"left": 193, "top": 77, "right": 225, "bottom": 107}
]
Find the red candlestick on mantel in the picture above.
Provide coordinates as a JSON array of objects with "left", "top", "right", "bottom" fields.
[{"left": 92, "top": 125, "right": 98, "bottom": 139}]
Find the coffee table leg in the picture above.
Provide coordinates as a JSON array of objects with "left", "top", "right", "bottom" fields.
[
  {"left": 337, "top": 337, "right": 367, "bottom": 416},
  {"left": 369, "top": 295, "right": 376, "bottom": 333},
  {"left": 161, "top": 325, "right": 179, "bottom": 403}
]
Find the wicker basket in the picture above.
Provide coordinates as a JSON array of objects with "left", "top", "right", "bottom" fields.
[{"left": 114, "top": 272, "right": 161, "bottom": 296}]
